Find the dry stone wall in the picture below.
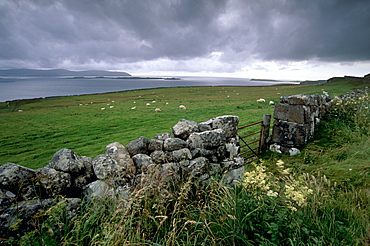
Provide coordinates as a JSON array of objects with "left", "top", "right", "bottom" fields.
[
  {"left": 270, "top": 88, "right": 370, "bottom": 155},
  {"left": 270, "top": 93, "right": 332, "bottom": 155},
  {"left": 0, "top": 115, "right": 244, "bottom": 237}
]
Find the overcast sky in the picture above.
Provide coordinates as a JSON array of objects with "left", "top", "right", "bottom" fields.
[{"left": 1, "top": 0, "right": 370, "bottom": 80}]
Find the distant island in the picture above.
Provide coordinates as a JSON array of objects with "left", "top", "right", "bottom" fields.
[
  {"left": 0, "top": 68, "right": 131, "bottom": 77},
  {"left": 251, "top": 78, "right": 282, "bottom": 82}
]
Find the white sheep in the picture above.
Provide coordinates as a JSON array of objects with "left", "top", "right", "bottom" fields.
[
  {"left": 155, "top": 108, "right": 161, "bottom": 112},
  {"left": 146, "top": 103, "right": 151, "bottom": 106},
  {"left": 131, "top": 106, "right": 136, "bottom": 110},
  {"left": 110, "top": 106, "right": 114, "bottom": 108},
  {"left": 101, "top": 107, "right": 105, "bottom": 110},
  {"left": 256, "top": 98, "right": 266, "bottom": 103},
  {"left": 269, "top": 101, "right": 275, "bottom": 105},
  {"left": 179, "top": 105, "right": 187, "bottom": 109}
]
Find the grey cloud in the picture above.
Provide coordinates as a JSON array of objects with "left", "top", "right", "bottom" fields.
[{"left": 0, "top": 0, "right": 369, "bottom": 70}]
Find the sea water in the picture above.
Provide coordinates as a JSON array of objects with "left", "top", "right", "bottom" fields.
[{"left": 0, "top": 76, "right": 296, "bottom": 102}]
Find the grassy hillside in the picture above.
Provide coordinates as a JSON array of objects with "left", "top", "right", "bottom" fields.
[
  {"left": 0, "top": 77, "right": 368, "bottom": 169},
  {"left": 1, "top": 76, "right": 370, "bottom": 245}
]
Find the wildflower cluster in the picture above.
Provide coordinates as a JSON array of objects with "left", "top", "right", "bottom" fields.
[
  {"left": 330, "top": 92, "right": 370, "bottom": 134},
  {"left": 242, "top": 160, "right": 313, "bottom": 211}
]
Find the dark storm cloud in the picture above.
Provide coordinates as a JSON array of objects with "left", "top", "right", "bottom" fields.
[{"left": 0, "top": 0, "right": 369, "bottom": 69}]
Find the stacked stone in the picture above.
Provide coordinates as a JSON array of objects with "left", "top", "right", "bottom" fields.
[
  {"left": 0, "top": 115, "right": 243, "bottom": 236},
  {"left": 125, "top": 115, "right": 243, "bottom": 186},
  {"left": 271, "top": 94, "right": 332, "bottom": 155}
]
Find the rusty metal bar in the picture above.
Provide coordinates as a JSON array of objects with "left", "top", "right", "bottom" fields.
[
  {"left": 238, "top": 120, "right": 263, "bottom": 130},
  {"left": 237, "top": 115, "right": 271, "bottom": 166},
  {"left": 239, "top": 131, "right": 260, "bottom": 139},
  {"left": 240, "top": 139, "right": 259, "bottom": 148}
]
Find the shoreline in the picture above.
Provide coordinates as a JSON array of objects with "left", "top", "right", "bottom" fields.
[{"left": 1, "top": 81, "right": 300, "bottom": 104}]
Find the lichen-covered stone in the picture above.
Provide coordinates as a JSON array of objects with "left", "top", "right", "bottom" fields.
[
  {"left": 172, "top": 119, "right": 199, "bottom": 139},
  {"left": 164, "top": 137, "right": 188, "bottom": 151},
  {"left": 166, "top": 148, "right": 192, "bottom": 162},
  {"left": 148, "top": 139, "right": 164, "bottom": 151},
  {"left": 132, "top": 154, "right": 153, "bottom": 173},
  {"left": 187, "top": 129, "right": 226, "bottom": 149},
  {"left": 92, "top": 154, "right": 120, "bottom": 180},
  {"left": 83, "top": 180, "right": 130, "bottom": 200},
  {"left": 0, "top": 163, "right": 36, "bottom": 194},
  {"left": 182, "top": 157, "right": 209, "bottom": 177},
  {"left": 36, "top": 167, "right": 71, "bottom": 197},
  {"left": 150, "top": 150, "right": 166, "bottom": 164},
  {"left": 47, "top": 148, "right": 85, "bottom": 174},
  {"left": 106, "top": 142, "right": 136, "bottom": 177},
  {"left": 126, "top": 136, "right": 149, "bottom": 156}
]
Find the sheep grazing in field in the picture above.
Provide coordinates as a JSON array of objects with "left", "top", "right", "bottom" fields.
[
  {"left": 152, "top": 101, "right": 156, "bottom": 103},
  {"left": 179, "top": 105, "right": 187, "bottom": 109},
  {"left": 269, "top": 101, "right": 275, "bottom": 105},
  {"left": 101, "top": 107, "right": 105, "bottom": 110},
  {"left": 256, "top": 98, "right": 266, "bottom": 103},
  {"left": 155, "top": 108, "right": 161, "bottom": 112},
  {"left": 110, "top": 106, "right": 114, "bottom": 108},
  {"left": 146, "top": 103, "right": 151, "bottom": 106}
]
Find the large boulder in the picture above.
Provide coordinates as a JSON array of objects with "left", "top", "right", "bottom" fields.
[
  {"left": 106, "top": 142, "right": 136, "bottom": 177},
  {"left": 92, "top": 155, "right": 122, "bottom": 181},
  {"left": 166, "top": 148, "right": 192, "bottom": 162},
  {"left": 0, "top": 163, "right": 36, "bottom": 194},
  {"left": 182, "top": 157, "right": 209, "bottom": 177},
  {"left": 35, "top": 167, "right": 71, "bottom": 197},
  {"left": 83, "top": 180, "right": 131, "bottom": 200},
  {"left": 0, "top": 198, "right": 80, "bottom": 238},
  {"left": 163, "top": 138, "right": 188, "bottom": 151},
  {"left": 132, "top": 154, "right": 153, "bottom": 173},
  {"left": 92, "top": 142, "right": 136, "bottom": 183},
  {"left": 148, "top": 139, "right": 164, "bottom": 151},
  {"left": 150, "top": 150, "right": 166, "bottom": 164},
  {"left": 72, "top": 156, "right": 96, "bottom": 194},
  {"left": 199, "top": 115, "right": 240, "bottom": 138},
  {"left": 126, "top": 136, "right": 149, "bottom": 156},
  {"left": 47, "top": 149, "right": 85, "bottom": 174},
  {"left": 280, "top": 94, "right": 321, "bottom": 106},
  {"left": 172, "top": 119, "right": 199, "bottom": 139},
  {"left": 187, "top": 129, "right": 226, "bottom": 150}
]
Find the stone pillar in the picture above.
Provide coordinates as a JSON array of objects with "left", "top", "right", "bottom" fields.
[{"left": 271, "top": 94, "right": 331, "bottom": 155}]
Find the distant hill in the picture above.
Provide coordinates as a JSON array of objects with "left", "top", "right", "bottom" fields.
[
  {"left": 327, "top": 73, "right": 370, "bottom": 83},
  {"left": 0, "top": 69, "right": 131, "bottom": 77}
]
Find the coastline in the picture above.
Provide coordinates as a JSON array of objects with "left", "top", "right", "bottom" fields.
[{"left": 0, "top": 76, "right": 300, "bottom": 103}]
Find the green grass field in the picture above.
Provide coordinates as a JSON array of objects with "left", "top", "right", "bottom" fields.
[
  {"left": 2, "top": 76, "right": 370, "bottom": 245},
  {"left": 0, "top": 78, "right": 367, "bottom": 169}
]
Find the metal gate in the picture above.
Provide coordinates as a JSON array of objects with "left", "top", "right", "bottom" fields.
[{"left": 237, "top": 114, "right": 271, "bottom": 164}]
